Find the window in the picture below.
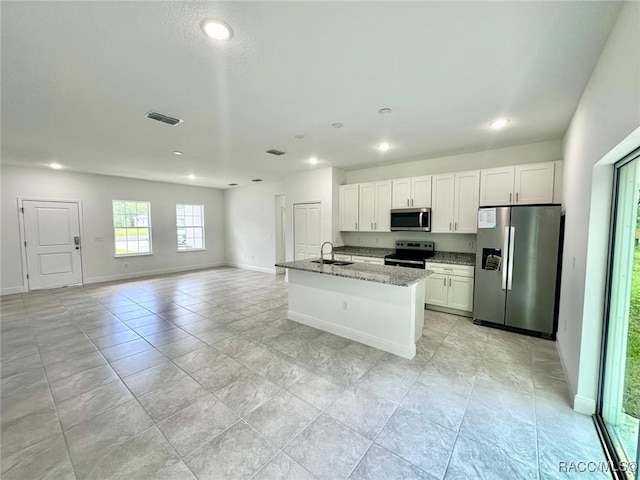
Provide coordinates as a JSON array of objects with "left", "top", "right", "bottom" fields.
[
  {"left": 112, "top": 200, "right": 151, "bottom": 256},
  {"left": 176, "top": 204, "right": 205, "bottom": 250}
]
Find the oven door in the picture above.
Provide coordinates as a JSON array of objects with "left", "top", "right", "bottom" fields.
[{"left": 384, "top": 257, "right": 425, "bottom": 269}]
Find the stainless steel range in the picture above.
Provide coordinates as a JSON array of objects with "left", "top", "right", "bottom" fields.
[{"left": 384, "top": 240, "right": 434, "bottom": 269}]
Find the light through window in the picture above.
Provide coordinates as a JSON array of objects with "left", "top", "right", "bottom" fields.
[
  {"left": 176, "top": 204, "right": 205, "bottom": 250},
  {"left": 112, "top": 200, "right": 152, "bottom": 256}
]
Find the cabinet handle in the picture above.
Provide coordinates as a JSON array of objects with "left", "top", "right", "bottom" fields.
[
  {"left": 374, "top": 222, "right": 377, "bottom": 230},
  {"left": 509, "top": 192, "right": 512, "bottom": 202},
  {"left": 443, "top": 277, "right": 446, "bottom": 286},
  {"left": 355, "top": 222, "right": 358, "bottom": 230},
  {"left": 516, "top": 192, "right": 519, "bottom": 202},
  {"left": 371, "top": 222, "right": 374, "bottom": 229},
  {"left": 411, "top": 199, "right": 414, "bottom": 206},
  {"left": 449, "top": 222, "right": 452, "bottom": 231},
  {"left": 454, "top": 222, "right": 457, "bottom": 231},
  {"left": 407, "top": 199, "right": 410, "bottom": 206},
  {"left": 449, "top": 278, "right": 452, "bottom": 287}
]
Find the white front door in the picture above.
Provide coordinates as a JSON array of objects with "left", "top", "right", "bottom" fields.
[
  {"left": 22, "top": 200, "right": 83, "bottom": 290},
  {"left": 294, "top": 203, "right": 321, "bottom": 260}
]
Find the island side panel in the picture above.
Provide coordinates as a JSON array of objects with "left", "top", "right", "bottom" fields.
[{"left": 286, "top": 269, "right": 422, "bottom": 359}]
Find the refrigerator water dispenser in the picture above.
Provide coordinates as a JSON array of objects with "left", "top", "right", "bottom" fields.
[{"left": 481, "top": 248, "right": 502, "bottom": 271}]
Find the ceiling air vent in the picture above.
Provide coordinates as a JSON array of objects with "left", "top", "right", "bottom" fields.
[
  {"left": 145, "top": 111, "right": 183, "bottom": 126},
  {"left": 266, "top": 149, "right": 286, "bottom": 156}
]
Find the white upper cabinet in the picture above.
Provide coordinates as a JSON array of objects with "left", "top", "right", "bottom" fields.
[
  {"left": 514, "top": 163, "right": 555, "bottom": 204},
  {"left": 340, "top": 184, "right": 359, "bottom": 231},
  {"left": 454, "top": 170, "right": 480, "bottom": 233},
  {"left": 431, "top": 174, "right": 454, "bottom": 233},
  {"left": 479, "top": 162, "right": 555, "bottom": 206},
  {"left": 431, "top": 171, "right": 480, "bottom": 234},
  {"left": 391, "top": 176, "right": 432, "bottom": 208},
  {"left": 340, "top": 181, "right": 391, "bottom": 232},
  {"left": 479, "top": 167, "right": 515, "bottom": 206}
]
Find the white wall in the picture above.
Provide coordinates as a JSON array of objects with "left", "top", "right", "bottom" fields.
[
  {"left": 343, "top": 231, "right": 476, "bottom": 253},
  {"left": 558, "top": 1, "right": 640, "bottom": 414},
  {"left": 284, "top": 167, "right": 343, "bottom": 261},
  {"left": 345, "top": 140, "right": 562, "bottom": 184},
  {"left": 1, "top": 165, "right": 226, "bottom": 294},
  {"left": 224, "top": 181, "right": 285, "bottom": 274}
]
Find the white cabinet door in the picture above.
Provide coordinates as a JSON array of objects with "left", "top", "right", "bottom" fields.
[
  {"left": 374, "top": 181, "right": 392, "bottom": 231},
  {"left": 454, "top": 170, "right": 480, "bottom": 233},
  {"left": 391, "top": 178, "right": 412, "bottom": 208},
  {"left": 479, "top": 167, "right": 515, "bottom": 206},
  {"left": 294, "top": 203, "right": 321, "bottom": 260},
  {"left": 351, "top": 255, "right": 384, "bottom": 265},
  {"left": 448, "top": 275, "right": 474, "bottom": 311},
  {"left": 425, "top": 273, "right": 448, "bottom": 307},
  {"left": 358, "top": 182, "right": 376, "bottom": 232},
  {"left": 411, "top": 176, "right": 432, "bottom": 208},
  {"left": 340, "top": 184, "right": 359, "bottom": 231},
  {"left": 514, "top": 162, "right": 555, "bottom": 204},
  {"left": 431, "top": 174, "right": 454, "bottom": 233}
]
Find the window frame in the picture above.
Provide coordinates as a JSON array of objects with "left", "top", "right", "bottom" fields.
[
  {"left": 112, "top": 200, "right": 153, "bottom": 257},
  {"left": 176, "top": 203, "right": 206, "bottom": 252}
]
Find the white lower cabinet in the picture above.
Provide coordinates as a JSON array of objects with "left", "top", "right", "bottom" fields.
[
  {"left": 425, "top": 262, "right": 474, "bottom": 312},
  {"left": 351, "top": 255, "right": 384, "bottom": 265}
]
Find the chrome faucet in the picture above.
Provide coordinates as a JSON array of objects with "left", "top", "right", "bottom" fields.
[{"left": 320, "top": 242, "right": 334, "bottom": 264}]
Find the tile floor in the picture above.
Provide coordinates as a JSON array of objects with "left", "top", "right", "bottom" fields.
[{"left": 1, "top": 267, "right": 609, "bottom": 479}]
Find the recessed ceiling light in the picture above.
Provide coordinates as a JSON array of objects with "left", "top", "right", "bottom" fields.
[
  {"left": 378, "top": 108, "right": 393, "bottom": 115},
  {"left": 309, "top": 157, "right": 318, "bottom": 165},
  {"left": 376, "top": 142, "right": 391, "bottom": 152},
  {"left": 294, "top": 134, "right": 306, "bottom": 140},
  {"left": 202, "top": 19, "right": 233, "bottom": 40},
  {"left": 228, "top": 183, "right": 238, "bottom": 187},
  {"left": 188, "top": 174, "right": 195, "bottom": 180},
  {"left": 489, "top": 118, "right": 510, "bottom": 129},
  {"left": 50, "top": 163, "right": 62, "bottom": 170},
  {"left": 173, "top": 151, "right": 183, "bottom": 156},
  {"left": 331, "top": 123, "right": 344, "bottom": 129},
  {"left": 251, "top": 178, "right": 263, "bottom": 183}
]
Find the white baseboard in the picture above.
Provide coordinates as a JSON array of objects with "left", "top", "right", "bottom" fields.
[
  {"left": 84, "top": 262, "right": 226, "bottom": 285},
  {"left": 288, "top": 310, "right": 416, "bottom": 359},
  {"left": 1, "top": 285, "right": 27, "bottom": 296},
  {"left": 226, "top": 263, "right": 277, "bottom": 275},
  {"left": 556, "top": 332, "right": 579, "bottom": 404},
  {"left": 574, "top": 394, "right": 597, "bottom": 415}
]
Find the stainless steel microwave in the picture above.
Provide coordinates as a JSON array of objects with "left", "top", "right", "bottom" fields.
[{"left": 390, "top": 208, "right": 431, "bottom": 232}]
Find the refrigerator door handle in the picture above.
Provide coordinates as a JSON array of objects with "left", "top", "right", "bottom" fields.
[
  {"left": 501, "top": 227, "right": 509, "bottom": 290},
  {"left": 507, "top": 227, "right": 516, "bottom": 290}
]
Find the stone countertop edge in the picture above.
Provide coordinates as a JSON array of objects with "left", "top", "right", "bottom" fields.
[
  {"left": 275, "top": 259, "right": 430, "bottom": 287},
  {"left": 332, "top": 246, "right": 394, "bottom": 258},
  {"left": 428, "top": 251, "right": 476, "bottom": 266}
]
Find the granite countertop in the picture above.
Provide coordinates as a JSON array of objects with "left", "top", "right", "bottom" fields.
[
  {"left": 333, "top": 246, "right": 394, "bottom": 258},
  {"left": 275, "top": 259, "right": 430, "bottom": 287},
  {"left": 428, "top": 251, "right": 476, "bottom": 266}
]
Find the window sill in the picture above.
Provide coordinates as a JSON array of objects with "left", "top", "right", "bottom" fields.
[
  {"left": 114, "top": 253, "right": 153, "bottom": 258},
  {"left": 177, "top": 248, "right": 206, "bottom": 253}
]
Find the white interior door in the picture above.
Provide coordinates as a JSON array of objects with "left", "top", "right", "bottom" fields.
[
  {"left": 22, "top": 200, "right": 82, "bottom": 290},
  {"left": 294, "top": 203, "right": 321, "bottom": 260}
]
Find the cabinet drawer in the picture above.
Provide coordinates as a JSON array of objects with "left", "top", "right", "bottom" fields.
[
  {"left": 333, "top": 254, "right": 352, "bottom": 261},
  {"left": 351, "top": 255, "right": 384, "bottom": 265},
  {"left": 425, "top": 262, "right": 474, "bottom": 277}
]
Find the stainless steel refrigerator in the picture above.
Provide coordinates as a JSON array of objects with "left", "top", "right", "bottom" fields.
[{"left": 473, "top": 205, "right": 561, "bottom": 338}]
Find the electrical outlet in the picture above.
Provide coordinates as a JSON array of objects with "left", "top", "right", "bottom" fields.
[
  {"left": 468, "top": 241, "right": 474, "bottom": 249},
  {"left": 342, "top": 301, "right": 348, "bottom": 310},
  {"left": 123, "top": 263, "right": 128, "bottom": 269}
]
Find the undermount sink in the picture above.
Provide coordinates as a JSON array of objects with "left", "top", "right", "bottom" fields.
[{"left": 311, "top": 259, "right": 353, "bottom": 266}]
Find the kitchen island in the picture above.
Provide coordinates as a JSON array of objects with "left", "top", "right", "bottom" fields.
[{"left": 275, "top": 259, "right": 429, "bottom": 359}]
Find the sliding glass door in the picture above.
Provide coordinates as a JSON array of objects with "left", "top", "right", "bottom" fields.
[{"left": 599, "top": 149, "right": 640, "bottom": 479}]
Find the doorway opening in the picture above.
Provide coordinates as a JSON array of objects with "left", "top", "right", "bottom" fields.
[
  {"left": 275, "top": 195, "right": 286, "bottom": 275},
  {"left": 597, "top": 148, "right": 640, "bottom": 479}
]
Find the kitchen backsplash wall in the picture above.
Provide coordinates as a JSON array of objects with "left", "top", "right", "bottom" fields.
[{"left": 340, "top": 231, "right": 477, "bottom": 253}]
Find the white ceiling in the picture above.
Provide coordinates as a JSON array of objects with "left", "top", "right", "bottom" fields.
[{"left": 1, "top": 1, "right": 623, "bottom": 189}]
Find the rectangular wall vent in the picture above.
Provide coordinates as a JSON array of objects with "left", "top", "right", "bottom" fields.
[
  {"left": 266, "top": 149, "right": 286, "bottom": 156},
  {"left": 145, "top": 111, "right": 183, "bottom": 126}
]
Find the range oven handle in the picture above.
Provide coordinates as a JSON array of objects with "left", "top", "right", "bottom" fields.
[{"left": 385, "top": 258, "right": 424, "bottom": 266}]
